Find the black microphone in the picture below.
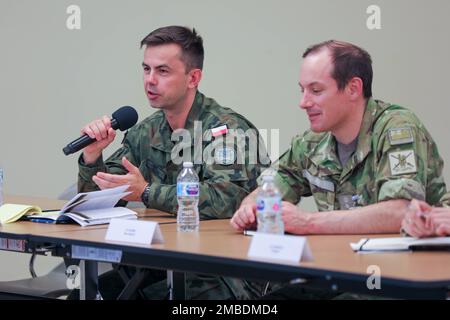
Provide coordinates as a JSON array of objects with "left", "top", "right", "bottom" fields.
[{"left": 62, "top": 106, "right": 138, "bottom": 156}]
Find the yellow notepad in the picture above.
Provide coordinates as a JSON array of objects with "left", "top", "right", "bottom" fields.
[{"left": 0, "top": 204, "right": 43, "bottom": 224}]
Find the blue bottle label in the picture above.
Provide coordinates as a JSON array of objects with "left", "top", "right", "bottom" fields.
[
  {"left": 256, "top": 196, "right": 281, "bottom": 213},
  {"left": 177, "top": 182, "right": 199, "bottom": 197}
]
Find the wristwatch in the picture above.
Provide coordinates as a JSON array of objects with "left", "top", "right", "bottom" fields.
[{"left": 141, "top": 183, "right": 151, "bottom": 207}]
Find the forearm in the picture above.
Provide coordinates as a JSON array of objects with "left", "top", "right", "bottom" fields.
[
  {"left": 240, "top": 189, "right": 258, "bottom": 207},
  {"left": 302, "top": 199, "right": 409, "bottom": 234}
]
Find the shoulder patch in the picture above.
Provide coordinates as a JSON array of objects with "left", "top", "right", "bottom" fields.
[
  {"left": 388, "top": 150, "right": 417, "bottom": 175},
  {"left": 211, "top": 125, "right": 228, "bottom": 137},
  {"left": 214, "top": 146, "right": 235, "bottom": 165},
  {"left": 387, "top": 127, "right": 414, "bottom": 145}
]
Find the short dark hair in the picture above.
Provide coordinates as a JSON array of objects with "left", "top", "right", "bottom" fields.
[
  {"left": 140, "top": 26, "right": 204, "bottom": 72},
  {"left": 303, "top": 40, "right": 373, "bottom": 98}
]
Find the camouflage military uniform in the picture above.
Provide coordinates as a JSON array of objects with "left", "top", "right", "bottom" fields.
[
  {"left": 79, "top": 91, "right": 268, "bottom": 219},
  {"left": 272, "top": 98, "right": 446, "bottom": 209},
  {"left": 77, "top": 91, "right": 269, "bottom": 300},
  {"left": 262, "top": 98, "right": 446, "bottom": 300}
]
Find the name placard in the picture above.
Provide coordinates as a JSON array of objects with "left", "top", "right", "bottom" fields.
[
  {"left": 105, "top": 218, "right": 164, "bottom": 245},
  {"left": 247, "top": 233, "right": 313, "bottom": 263}
]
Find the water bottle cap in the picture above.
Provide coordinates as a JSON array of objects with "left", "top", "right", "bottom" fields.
[{"left": 183, "top": 162, "right": 193, "bottom": 168}]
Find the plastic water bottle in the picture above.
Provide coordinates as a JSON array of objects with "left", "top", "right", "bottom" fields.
[
  {"left": 177, "top": 162, "right": 199, "bottom": 232},
  {"left": 0, "top": 167, "right": 3, "bottom": 206},
  {"left": 256, "top": 175, "right": 284, "bottom": 234}
]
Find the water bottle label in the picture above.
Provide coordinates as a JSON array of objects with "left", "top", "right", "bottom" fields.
[
  {"left": 256, "top": 197, "right": 281, "bottom": 213},
  {"left": 0, "top": 169, "right": 3, "bottom": 183},
  {"left": 177, "top": 182, "right": 199, "bottom": 197}
]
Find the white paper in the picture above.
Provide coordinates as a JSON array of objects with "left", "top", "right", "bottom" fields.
[
  {"left": 248, "top": 233, "right": 313, "bottom": 263},
  {"left": 350, "top": 236, "right": 450, "bottom": 252},
  {"left": 61, "top": 185, "right": 131, "bottom": 213},
  {"left": 105, "top": 218, "right": 164, "bottom": 245}
]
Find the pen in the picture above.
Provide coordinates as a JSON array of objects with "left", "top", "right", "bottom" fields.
[
  {"left": 244, "top": 230, "right": 257, "bottom": 236},
  {"left": 29, "top": 218, "right": 55, "bottom": 224},
  {"left": 410, "top": 244, "right": 450, "bottom": 251}
]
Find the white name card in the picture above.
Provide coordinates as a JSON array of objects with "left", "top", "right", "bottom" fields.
[
  {"left": 247, "top": 233, "right": 313, "bottom": 263},
  {"left": 105, "top": 218, "right": 164, "bottom": 245}
]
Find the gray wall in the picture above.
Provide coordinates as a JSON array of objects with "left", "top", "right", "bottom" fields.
[{"left": 1, "top": 0, "right": 449, "bottom": 201}]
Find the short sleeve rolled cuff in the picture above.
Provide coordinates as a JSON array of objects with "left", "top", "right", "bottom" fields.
[
  {"left": 274, "top": 172, "right": 303, "bottom": 204},
  {"left": 257, "top": 168, "right": 304, "bottom": 204},
  {"left": 378, "top": 178, "right": 426, "bottom": 202}
]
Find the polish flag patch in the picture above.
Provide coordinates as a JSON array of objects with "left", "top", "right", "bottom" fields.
[{"left": 211, "top": 125, "right": 228, "bottom": 137}]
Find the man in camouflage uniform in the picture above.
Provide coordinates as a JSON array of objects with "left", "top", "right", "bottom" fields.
[
  {"left": 77, "top": 26, "right": 269, "bottom": 299},
  {"left": 231, "top": 40, "right": 446, "bottom": 299}
]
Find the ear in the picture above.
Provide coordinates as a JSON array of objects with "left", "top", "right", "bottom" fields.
[
  {"left": 346, "top": 77, "right": 363, "bottom": 100},
  {"left": 187, "top": 69, "right": 202, "bottom": 89}
]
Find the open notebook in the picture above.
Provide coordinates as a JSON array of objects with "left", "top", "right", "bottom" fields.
[
  {"left": 350, "top": 237, "right": 450, "bottom": 252},
  {"left": 0, "top": 185, "right": 137, "bottom": 227}
]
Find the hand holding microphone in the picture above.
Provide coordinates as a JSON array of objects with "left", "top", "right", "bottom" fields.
[
  {"left": 62, "top": 106, "right": 138, "bottom": 163},
  {"left": 80, "top": 115, "right": 116, "bottom": 164}
]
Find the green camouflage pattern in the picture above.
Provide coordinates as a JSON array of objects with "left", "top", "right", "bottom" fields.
[
  {"left": 78, "top": 90, "right": 269, "bottom": 300},
  {"left": 78, "top": 91, "right": 269, "bottom": 219},
  {"left": 142, "top": 273, "right": 267, "bottom": 300},
  {"left": 272, "top": 98, "right": 446, "bottom": 210}
]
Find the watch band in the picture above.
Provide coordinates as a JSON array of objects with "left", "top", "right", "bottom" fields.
[{"left": 141, "top": 183, "right": 151, "bottom": 207}]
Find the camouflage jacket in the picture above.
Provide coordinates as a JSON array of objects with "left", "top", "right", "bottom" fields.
[
  {"left": 78, "top": 91, "right": 269, "bottom": 218},
  {"left": 272, "top": 98, "right": 446, "bottom": 211}
]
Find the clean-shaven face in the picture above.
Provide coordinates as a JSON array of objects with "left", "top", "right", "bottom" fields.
[
  {"left": 298, "top": 49, "right": 352, "bottom": 134},
  {"left": 142, "top": 43, "right": 191, "bottom": 111}
]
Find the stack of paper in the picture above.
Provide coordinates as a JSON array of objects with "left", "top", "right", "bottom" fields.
[
  {"left": 31, "top": 185, "right": 137, "bottom": 226},
  {"left": 0, "top": 185, "right": 137, "bottom": 226},
  {"left": 0, "top": 204, "right": 43, "bottom": 224}
]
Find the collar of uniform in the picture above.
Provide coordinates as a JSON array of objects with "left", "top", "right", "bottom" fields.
[
  {"left": 352, "top": 98, "right": 380, "bottom": 163},
  {"left": 339, "top": 98, "right": 383, "bottom": 179},
  {"left": 148, "top": 115, "right": 174, "bottom": 153},
  {"left": 184, "top": 90, "right": 205, "bottom": 137},
  {"left": 183, "top": 91, "right": 206, "bottom": 156},
  {"left": 305, "top": 132, "right": 342, "bottom": 177},
  {"left": 149, "top": 91, "right": 204, "bottom": 153},
  {"left": 304, "top": 98, "right": 381, "bottom": 179}
]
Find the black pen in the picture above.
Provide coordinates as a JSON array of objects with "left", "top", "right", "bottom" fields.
[{"left": 410, "top": 244, "right": 450, "bottom": 251}]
